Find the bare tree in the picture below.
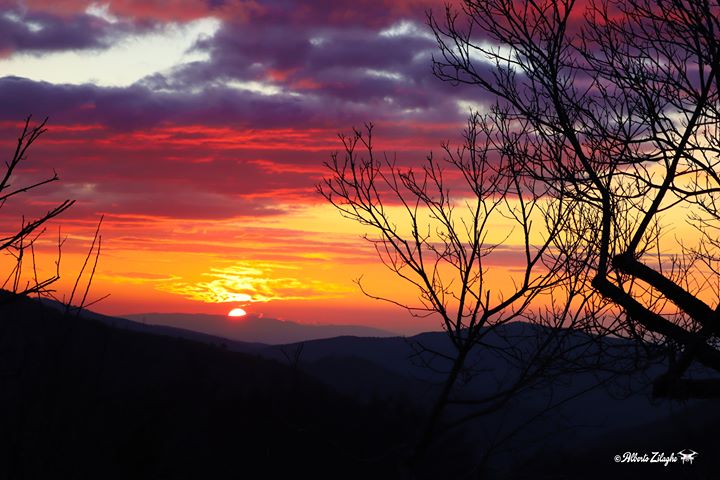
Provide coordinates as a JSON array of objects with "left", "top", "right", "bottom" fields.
[
  {"left": 1, "top": 117, "right": 74, "bottom": 298},
  {"left": 428, "top": 0, "right": 720, "bottom": 399},
  {"left": 319, "top": 111, "right": 610, "bottom": 462}
]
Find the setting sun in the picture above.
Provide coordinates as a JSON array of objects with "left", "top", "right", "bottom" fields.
[{"left": 227, "top": 307, "right": 247, "bottom": 318}]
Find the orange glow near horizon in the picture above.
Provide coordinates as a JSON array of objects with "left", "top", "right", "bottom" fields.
[{"left": 0, "top": 163, "right": 706, "bottom": 334}]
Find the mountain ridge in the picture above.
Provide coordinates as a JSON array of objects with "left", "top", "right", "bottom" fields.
[
  {"left": 0, "top": 291, "right": 427, "bottom": 479},
  {"left": 24, "top": 293, "right": 720, "bottom": 477},
  {"left": 123, "top": 311, "right": 398, "bottom": 344}
]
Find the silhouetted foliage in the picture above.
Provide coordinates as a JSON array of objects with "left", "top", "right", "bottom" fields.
[
  {"left": 319, "top": 105, "right": 614, "bottom": 468},
  {"left": 428, "top": 0, "right": 720, "bottom": 400},
  {"left": 0, "top": 292, "right": 440, "bottom": 480},
  {"left": 321, "top": 0, "right": 720, "bottom": 470},
  {"left": 1, "top": 117, "right": 74, "bottom": 298},
  {"left": 0, "top": 117, "right": 105, "bottom": 310}
]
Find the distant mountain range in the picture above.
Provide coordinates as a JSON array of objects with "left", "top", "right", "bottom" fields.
[{"left": 122, "top": 312, "right": 397, "bottom": 344}]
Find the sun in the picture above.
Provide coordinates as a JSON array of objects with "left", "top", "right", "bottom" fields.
[{"left": 227, "top": 307, "right": 247, "bottom": 318}]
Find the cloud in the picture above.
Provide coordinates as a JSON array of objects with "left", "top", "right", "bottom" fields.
[
  {"left": 0, "top": 0, "right": 494, "bottom": 238},
  {"left": 157, "top": 262, "right": 351, "bottom": 303},
  {"left": 97, "top": 271, "right": 181, "bottom": 284},
  {"left": 0, "top": 76, "right": 378, "bottom": 129},
  {"left": 0, "top": 0, "right": 491, "bottom": 131},
  {"left": 0, "top": 8, "right": 117, "bottom": 53},
  {"left": 0, "top": 0, "right": 497, "bottom": 309}
]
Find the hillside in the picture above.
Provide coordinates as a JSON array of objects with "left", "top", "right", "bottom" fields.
[
  {"left": 0, "top": 292, "right": 437, "bottom": 479},
  {"left": 255, "top": 328, "right": 720, "bottom": 478},
  {"left": 5, "top": 293, "right": 719, "bottom": 478}
]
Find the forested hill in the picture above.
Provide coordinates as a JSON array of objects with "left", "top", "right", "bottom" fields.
[{"left": 0, "top": 292, "right": 447, "bottom": 480}]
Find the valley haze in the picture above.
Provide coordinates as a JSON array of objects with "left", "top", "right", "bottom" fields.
[{"left": 123, "top": 312, "right": 398, "bottom": 344}]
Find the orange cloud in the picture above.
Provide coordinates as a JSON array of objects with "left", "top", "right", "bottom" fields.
[{"left": 157, "top": 262, "right": 351, "bottom": 303}]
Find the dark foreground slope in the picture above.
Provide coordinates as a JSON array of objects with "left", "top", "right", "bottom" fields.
[
  {"left": 260, "top": 332, "right": 720, "bottom": 479},
  {"left": 509, "top": 397, "right": 720, "bottom": 480},
  {"left": 0, "top": 293, "right": 435, "bottom": 480}
]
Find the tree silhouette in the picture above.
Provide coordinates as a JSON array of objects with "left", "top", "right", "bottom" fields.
[
  {"left": 321, "top": 0, "right": 720, "bottom": 468},
  {"left": 319, "top": 114, "right": 612, "bottom": 463},
  {"left": 428, "top": 0, "right": 720, "bottom": 399},
  {"left": 1, "top": 117, "right": 74, "bottom": 297}
]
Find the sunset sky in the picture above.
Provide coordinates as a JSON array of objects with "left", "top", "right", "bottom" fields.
[{"left": 0, "top": 0, "right": 537, "bottom": 332}]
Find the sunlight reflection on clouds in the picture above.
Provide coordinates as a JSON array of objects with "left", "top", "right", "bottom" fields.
[{"left": 157, "top": 262, "right": 350, "bottom": 303}]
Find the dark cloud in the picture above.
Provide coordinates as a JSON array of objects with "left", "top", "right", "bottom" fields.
[
  {"left": 213, "top": 0, "right": 434, "bottom": 28},
  {"left": 155, "top": 7, "right": 493, "bottom": 126},
  {"left": 0, "top": 77, "right": 328, "bottom": 129},
  {"left": 0, "top": 70, "right": 479, "bottom": 132},
  {"left": 0, "top": 8, "right": 155, "bottom": 54},
  {"left": 0, "top": 0, "right": 492, "bottom": 131}
]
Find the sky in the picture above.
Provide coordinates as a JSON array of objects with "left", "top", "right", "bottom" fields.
[{"left": 0, "top": 0, "right": 511, "bottom": 333}]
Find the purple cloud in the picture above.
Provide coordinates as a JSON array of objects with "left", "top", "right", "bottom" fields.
[
  {"left": 0, "top": 0, "right": 496, "bottom": 226},
  {"left": 0, "top": 8, "right": 156, "bottom": 54}
]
